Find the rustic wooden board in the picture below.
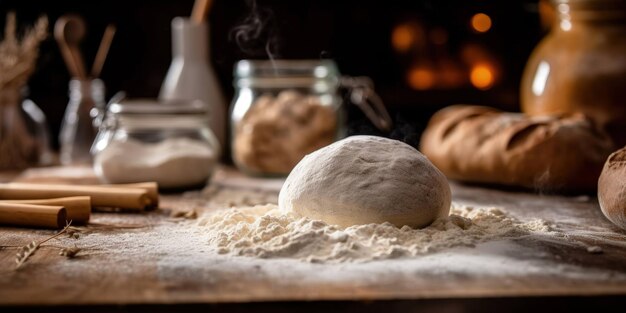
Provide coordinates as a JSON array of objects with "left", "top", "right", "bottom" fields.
[{"left": 0, "top": 166, "right": 625, "bottom": 307}]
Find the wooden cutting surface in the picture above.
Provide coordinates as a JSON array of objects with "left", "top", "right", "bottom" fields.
[{"left": 0, "top": 166, "right": 625, "bottom": 308}]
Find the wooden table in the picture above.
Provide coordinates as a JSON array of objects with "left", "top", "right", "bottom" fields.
[{"left": 0, "top": 166, "right": 625, "bottom": 312}]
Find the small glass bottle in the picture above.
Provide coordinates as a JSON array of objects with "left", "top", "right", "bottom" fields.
[
  {"left": 59, "top": 79, "right": 105, "bottom": 165},
  {"left": 230, "top": 60, "right": 343, "bottom": 177}
]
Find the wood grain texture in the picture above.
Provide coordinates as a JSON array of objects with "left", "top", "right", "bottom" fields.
[
  {"left": 0, "top": 183, "right": 152, "bottom": 210},
  {"left": 0, "top": 196, "right": 91, "bottom": 224},
  {"left": 0, "top": 203, "right": 66, "bottom": 228},
  {"left": 0, "top": 166, "right": 625, "bottom": 307}
]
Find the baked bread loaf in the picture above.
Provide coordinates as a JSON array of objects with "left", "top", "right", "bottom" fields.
[
  {"left": 598, "top": 146, "right": 626, "bottom": 230},
  {"left": 420, "top": 105, "right": 614, "bottom": 192}
]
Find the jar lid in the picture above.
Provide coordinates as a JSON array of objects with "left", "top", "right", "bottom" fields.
[
  {"left": 109, "top": 99, "right": 208, "bottom": 115},
  {"left": 235, "top": 59, "right": 339, "bottom": 78},
  {"left": 234, "top": 59, "right": 340, "bottom": 89}
]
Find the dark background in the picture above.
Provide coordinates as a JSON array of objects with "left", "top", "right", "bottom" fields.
[{"left": 0, "top": 0, "right": 546, "bottom": 149}]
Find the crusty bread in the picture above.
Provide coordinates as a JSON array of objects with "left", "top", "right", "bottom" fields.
[
  {"left": 420, "top": 105, "right": 615, "bottom": 192},
  {"left": 598, "top": 146, "right": 626, "bottom": 230}
]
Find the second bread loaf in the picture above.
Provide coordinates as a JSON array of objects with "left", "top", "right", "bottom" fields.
[{"left": 420, "top": 105, "right": 614, "bottom": 192}]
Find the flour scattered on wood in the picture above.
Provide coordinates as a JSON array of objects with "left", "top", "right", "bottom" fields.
[{"left": 200, "top": 204, "right": 555, "bottom": 263}]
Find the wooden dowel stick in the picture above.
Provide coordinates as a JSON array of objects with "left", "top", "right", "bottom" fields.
[
  {"left": 0, "top": 183, "right": 152, "bottom": 211},
  {"left": 106, "top": 182, "right": 159, "bottom": 209},
  {"left": 91, "top": 24, "right": 116, "bottom": 78},
  {"left": 191, "top": 0, "right": 213, "bottom": 23},
  {"left": 0, "top": 196, "right": 91, "bottom": 224},
  {"left": 0, "top": 203, "right": 66, "bottom": 229}
]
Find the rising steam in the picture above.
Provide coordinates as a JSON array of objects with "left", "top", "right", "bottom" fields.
[{"left": 230, "top": 0, "right": 279, "bottom": 60}]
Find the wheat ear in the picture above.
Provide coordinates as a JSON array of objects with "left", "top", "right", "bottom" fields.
[{"left": 15, "top": 221, "right": 73, "bottom": 269}]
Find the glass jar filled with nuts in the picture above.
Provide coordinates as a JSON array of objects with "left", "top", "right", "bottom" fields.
[{"left": 231, "top": 60, "right": 343, "bottom": 176}]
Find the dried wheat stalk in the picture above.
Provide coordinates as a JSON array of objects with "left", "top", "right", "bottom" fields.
[
  {"left": 15, "top": 221, "right": 72, "bottom": 269},
  {"left": 0, "top": 12, "right": 48, "bottom": 89},
  {"left": 0, "top": 12, "right": 48, "bottom": 170}
]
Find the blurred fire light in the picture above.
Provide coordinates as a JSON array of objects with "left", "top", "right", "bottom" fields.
[
  {"left": 407, "top": 66, "right": 436, "bottom": 90},
  {"left": 438, "top": 60, "right": 466, "bottom": 88},
  {"left": 429, "top": 28, "right": 448, "bottom": 45},
  {"left": 471, "top": 13, "right": 492, "bottom": 33},
  {"left": 470, "top": 64, "right": 495, "bottom": 90},
  {"left": 539, "top": 0, "right": 556, "bottom": 30},
  {"left": 391, "top": 24, "right": 415, "bottom": 53},
  {"left": 460, "top": 43, "right": 490, "bottom": 65}
]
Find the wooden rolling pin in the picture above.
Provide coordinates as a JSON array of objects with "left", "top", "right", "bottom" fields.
[
  {"left": 0, "top": 196, "right": 90, "bottom": 224},
  {"left": 0, "top": 203, "right": 67, "bottom": 228},
  {"left": 0, "top": 183, "right": 153, "bottom": 210},
  {"left": 108, "top": 182, "right": 159, "bottom": 208}
]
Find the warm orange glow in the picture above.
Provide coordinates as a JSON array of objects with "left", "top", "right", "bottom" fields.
[
  {"left": 461, "top": 43, "right": 489, "bottom": 64},
  {"left": 470, "top": 64, "right": 494, "bottom": 90},
  {"left": 430, "top": 28, "right": 448, "bottom": 45},
  {"left": 392, "top": 24, "right": 415, "bottom": 53},
  {"left": 471, "top": 13, "right": 492, "bottom": 33},
  {"left": 407, "top": 67, "right": 436, "bottom": 90},
  {"left": 438, "top": 61, "right": 466, "bottom": 88},
  {"left": 539, "top": 0, "right": 556, "bottom": 30}
]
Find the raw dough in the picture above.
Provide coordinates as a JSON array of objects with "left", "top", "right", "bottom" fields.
[{"left": 278, "top": 135, "right": 451, "bottom": 228}]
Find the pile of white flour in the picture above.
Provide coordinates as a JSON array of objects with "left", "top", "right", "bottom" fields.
[{"left": 200, "top": 204, "right": 554, "bottom": 263}]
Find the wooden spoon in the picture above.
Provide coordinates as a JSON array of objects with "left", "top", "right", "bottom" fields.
[
  {"left": 54, "top": 16, "right": 80, "bottom": 78},
  {"left": 54, "top": 15, "right": 87, "bottom": 79}
]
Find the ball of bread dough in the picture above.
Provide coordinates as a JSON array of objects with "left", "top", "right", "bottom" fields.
[{"left": 279, "top": 135, "right": 451, "bottom": 228}]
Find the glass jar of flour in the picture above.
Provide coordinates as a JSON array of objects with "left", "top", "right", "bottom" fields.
[{"left": 92, "top": 99, "right": 220, "bottom": 190}]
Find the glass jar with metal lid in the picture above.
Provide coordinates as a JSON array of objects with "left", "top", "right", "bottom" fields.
[
  {"left": 231, "top": 59, "right": 392, "bottom": 177},
  {"left": 92, "top": 99, "right": 220, "bottom": 190}
]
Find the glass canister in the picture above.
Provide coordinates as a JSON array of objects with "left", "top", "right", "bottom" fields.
[
  {"left": 521, "top": 0, "right": 626, "bottom": 147},
  {"left": 231, "top": 60, "right": 343, "bottom": 176},
  {"left": 92, "top": 99, "right": 220, "bottom": 190}
]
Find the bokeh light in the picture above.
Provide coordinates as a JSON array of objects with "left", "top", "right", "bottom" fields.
[
  {"left": 392, "top": 24, "right": 415, "bottom": 53},
  {"left": 471, "top": 13, "right": 492, "bottom": 33},
  {"left": 470, "top": 64, "right": 494, "bottom": 90},
  {"left": 407, "top": 66, "right": 436, "bottom": 90}
]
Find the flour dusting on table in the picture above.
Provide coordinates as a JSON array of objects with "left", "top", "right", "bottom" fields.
[{"left": 200, "top": 204, "right": 554, "bottom": 263}]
